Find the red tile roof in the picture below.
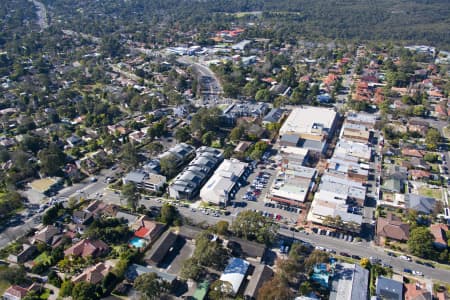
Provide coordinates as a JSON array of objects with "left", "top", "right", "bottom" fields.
[
  {"left": 134, "top": 227, "right": 150, "bottom": 238},
  {"left": 430, "top": 224, "right": 448, "bottom": 246},
  {"left": 64, "top": 239, "right": 109, "bottom": 258},
  {"left": 4, "top": 285, "right": 28, "bottom": 299}
]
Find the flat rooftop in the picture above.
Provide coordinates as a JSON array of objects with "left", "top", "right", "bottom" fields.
[{"left": 280, "top": 106, "right": 337, "bottom": 136}]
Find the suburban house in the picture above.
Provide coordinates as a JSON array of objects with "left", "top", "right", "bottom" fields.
[
  {"left": 243, "top": 264, "right": 274, "bottom": 300},
  {"left": 72, "top": 262, "right": 114, "bottom": 284},
  {"left": 72, "top": 210, "right": 94, "bottom": 225},
  {"left": 220, "top": 258, "right": 250, "bottom": 296},
  {"left": 430, "top": 223, "right": 448, "bottom": 249},
  {"left": 404, "top": 281, "right": 432, "bottom": 300},
  {"left": 30, "top": 225, "right": 61, "bottom": 247},
  {"left": 64, "top": 239, "right": 109, "bottom": 258},
  {"left": 329, "top": 263, "right": 369, "bottom": 300},
  {"left": 3, "top": 283, "right": 42, "bottom": 300},
  {"left": 376, "top": 213, "right": 410, "bottom": 243},
  {"left": 7, "top": 244, "right": 37, "bottom": 264},
  {"left": 132, "top": 216, "right": 165, "bottom": 242},
  {"left": 404, "top": 194, "right": 436, "bottom": 214},
  {"left": 376, "top": 276, "right": 404, "bottom": 300}
]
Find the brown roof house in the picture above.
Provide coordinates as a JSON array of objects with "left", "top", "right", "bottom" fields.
[
  {"left": 72, "top": 262, "right": 113, "bottom": 285},
  {"left": 405, "top": 281, "right": 432, "bottom": 300},
  {"left": 30, "top": 225, "right": 61, "bottom": 247},
  {"left": 64, "top": 239, "right": 109, "bottom": 258},
  {"left": 376, "top": 213, "right": 410, "bottom": 244},
  {"left": 430, "top": 224, "right": 448, "bottom": 250},
  {"left": 3, "top": 283, "right": 42, "bottom": 300}
]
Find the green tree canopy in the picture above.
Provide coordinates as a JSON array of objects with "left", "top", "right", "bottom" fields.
[
  {"left": 134, "top": 272, "right": 168, "bottom": 300},
  {"left": 122, "top": 182, "right": 141, "bottom": 212},
  {"left": 408, "top": 227, "right": 436, "bottom": 258},
  {"left": 231, "top": 210, "right": 278, "bottom": 245}
]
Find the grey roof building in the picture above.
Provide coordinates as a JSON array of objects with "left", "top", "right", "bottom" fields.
[
  {"left": 405, "top": 194, "right": 436, "bottom": 214},
  {"left": 169, "top": 147, "right": 223, "bottom": 200},
  {"left": 376, "top": 276, "right": 403, "bottom": 300},
  {"left": 329, "top": 263, "right": 369, "bottom": 300},
  {"left": 222, "top": 102, "right": 270, "bottom": 125}
]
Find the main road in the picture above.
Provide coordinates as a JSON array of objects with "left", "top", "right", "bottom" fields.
[{"left": 130, "top": 196, "right": 450, "bottom": 284}]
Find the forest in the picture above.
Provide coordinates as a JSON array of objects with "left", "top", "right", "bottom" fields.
[{"left": 15, "top": 0, "right": 448, "bottom": 47}]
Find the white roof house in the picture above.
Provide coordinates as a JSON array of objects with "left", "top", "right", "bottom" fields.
[
  {"left": 200, "top": 159, "right": 248, "bottom": 205},
  {"left": 219, "top": 258, "right": 250, "bottom": 296}
]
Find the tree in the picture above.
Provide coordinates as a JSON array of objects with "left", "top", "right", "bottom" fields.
[
  {"left": 255, "top": 89, "right": 271, "bottom": 102},
  {"left": 408, "top": 227, "right": 436, "bottom": 258},
  {"left": 59, "top": 281, "right": 74, "bottom": 297},
  {"left": 304, "top": 250, "right": 329, "bottom": 273},
  {"left": 175, "top": 127, "right": 191, "bottom": 142},
  {"left": 146, "top": 142, "right": 164, "bottom": 156},
  {"left": 180, "top": 258, "right": 203, "bottom": 281},
  {"left": 38, "top": 143, "right": 66, "bottom": 176},
  {"left": 71, "top": 282, "right": 98, "bottom": 300},
  {"left": 159, "top": 154, "right": 179, "bottom": 178},
  {"left": 425, "top": 128, "right": 441, "bottom": 151},
  {"left": 360, "top": 257, "right": 371, "bottom": 269},
  {"left": 0, "top": 266, "right": 26, "bottom": 285},
  {"left": 229, "top": 125, "right": 245, "bottom": 141},
  {"left": 201, "top": 131, "right": 215, "bottom": 146},
  {"left": 159, "top": 203, "right": 181, "bottom": 226},
  {"left": 231, "top": 210, "right": 278, "bottom": 245},
  {"left": 134, "top": 272, "right": 168, "bottom": 300},
  {"left": 257, "top": 276, "right": 294, "bottom": 300},
  {"left": 42, "top": 205, "right": 58, "bottom": 225},
  {"left": 208, "top": 280, "right": 233, "bottom": 300},
  {"left": 299, "top": 281, "right": 312, "bottom": 296},
  {"left": 215, "top": 220, "right": 229, "bottom": 235},
  {"left": 120, "top": 143, "right": 139, "bottom": 169},
  {"left": 191, "top": 231, "right": 230, "bottom": 270},
  {"left": 122, "top": 182, "right": 140, "bottom": 212}
]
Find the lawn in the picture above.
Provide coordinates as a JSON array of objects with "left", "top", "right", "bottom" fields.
[
  {"left": 34, "top": 252, "right": 52, "bottom": 265},
  {"left": 0, "top": 280, "right": 10, "bottom": 295},
  {"left": 418, "top": 186, "right": 443, "bottom": 201}
]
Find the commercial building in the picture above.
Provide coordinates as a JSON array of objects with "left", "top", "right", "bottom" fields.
[
  {"left": 200, "top": 159, "right": 249, "bottom": 206},
  {"left": 279, "top": 106, "right": 338, "bottom": 153},
  {"left": 169, "top": 147, "right": 223, "bottom": 200},
  {"left": 269, "top": 166, "right": 316, "bottom": 206},
  {"left": 220, "top": 258, "right": 250, "bottom": 296},
  {"left": 333, "top": 139, "right": 372, "bottom": 162},
  {"left": 307, "top": 173, "right": 364, "bottom": 232},
  {"left": 346, "top": 112, "right": 377, "bottom": 129},
  {"left": 340, "top": 123, "right": 371, "bottom": 143},
  {"left": 327, "top": 157, "right": 369, "bottom": 183},
  {"left": 122, "top": 170, "right": 167, "bottom": 192}
]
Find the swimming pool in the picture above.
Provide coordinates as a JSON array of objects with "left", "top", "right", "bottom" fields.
[{"left": 129, "top": 237, "right": 146, "bottom": 248}]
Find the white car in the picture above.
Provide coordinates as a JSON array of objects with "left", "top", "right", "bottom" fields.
[
  {"left": 399, "top": 255, "right": 411, "bottom": 261},
  {"left": 412, "top": 270, "right": 423, "bottom": 276}
]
